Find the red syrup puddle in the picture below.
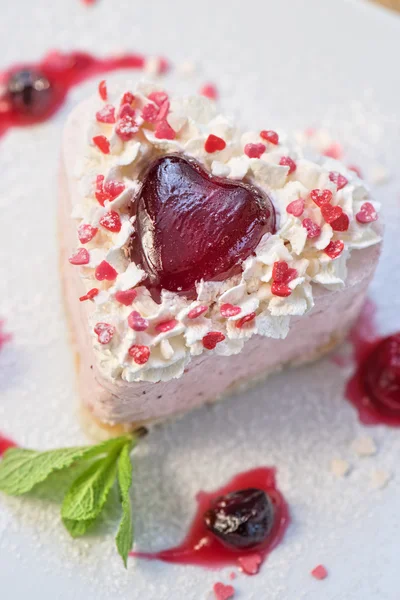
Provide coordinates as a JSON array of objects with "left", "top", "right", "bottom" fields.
[
  {"left": 345, "top": 300, "right": 400, "bottom": 426},
  {"left": 0, "top": 434, "right": 17, "bottom": 456},
  {"left": 131, "top": 467, "right": 289, "bottom": 575},
  {"left": 0, "top": 50, "right": 169, "bottom": 139}
]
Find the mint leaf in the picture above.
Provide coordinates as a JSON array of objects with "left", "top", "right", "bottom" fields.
[
  {"left": 0, "top": 436, "right": 131, "bottom": 496},
  {"left": 61, "top": 447, "right": 121, "bottom": 523},
  {"left": 63, "top": 517, "right": 96, "bottom": 538},
  {"left": 115, "top": 443, "right": 134, "bottom": 567}
]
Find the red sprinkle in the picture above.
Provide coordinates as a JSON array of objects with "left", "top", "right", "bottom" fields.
[
  {"left": 331, "top": 212, "right": 350, "bottom": 232},
  {"left": 271, "top": 282, "right": 292, "bottom": 297},
  {"left": 115, "top": 289, "right": 137, "bottom": 306},
  {"left": 118, "top": 103, "right": 136, "bottom": 119},
  {"left": 329, "top": 171, "right": 348, "bottom": 190},
  {"left": 302, "top": 218, "right": 321, "bottom": 239},
  {"left": 310, "top": 189, "right": 333, "bottom": 207},
  {"left": 142, "top": 103, "right": 159, "bottom": 123},
  {"left": 323, "top": 143, "right": 343, "bottom": 160},
  {"left": 356, "top": 202, "right": 378, "bottom": 224},
  {"left": 236, "top": 312, "right": 256, "bottom": 328},
  {"left": 187, "top": 305, "right": 208, "bottom": 319},
  {"left": 148, "top": 91, "right": 169, "bottom": 107},
  {"left": 203, "top": 331, "right": 225, "bottom": 350},
  {"left": 79, "top": 288, "right": 99, "bottom": 302},
  {"left": 95, "top": 260, "right": 117, "bottom": 281},
  {"left": 99, "top": 210, "right": 122, "bottom": 233},
  {"left": 286, "top": 198, "right": 305, "bottom": 217},
  {"left": 205, "top": 134, "right": 226, "bottom": 153},
  {"left": 94, "top": 322, "right": 115, "bottom": 345},
  {"left": 199, "top": 83, "right": 218, "bottom": 100},
  {"left": 321, "top": 204, "right": 343, "bottom": 224},
  {"left": 324, "top": 240, "right": 345, "bottom": 259},
  {"left": 92, "top": 135, "right": 110, "bottom": 154},
  {"left": 69, "top": 248, "right": 90, "bottom": 265},
  {"left": 157, "top": 100, "right": 170, "bottom": 122},
  {"left": 116, "top": 115, "right": 139, "bottom": 141},
  {"left": 238, "top": 553, "right": 262, "bottom": 575},
  {"left": 77, "top": 223, "right": 98, "bottom": 244},
  {"left": 311, "top": 565, "right": 328, "bottom": 580},
  {"left": 155, "top": 120, "right": 176, "bottom": 140},
  {"left": 127, "top": 311, "right": 149, "bottom": 331},
  {"left": 260, "top": 130, "right": 279, "bottom": 145},
  {"left": 96, "top": 104, "right": 116, "bottom": 124},
  {"left": 121, "top": 91, "right": 135, "bottom": 106},
  {"left": 155, "top": 319, "right": 178, "bottom": 333},
  {"left": 128, "top": 344, "right": 150, "bottom": 365},
  {"left": 229, "top": 572, "right": 237, "bottom": 580},
  {"left": 220, "top": 303, "right": 241, "bottom": 318},
  {"left": 213, "top": 582, "right": 235, "bottom": 600},
  {"left": 98, "top": 80, "right": 107, "bottom": 101},
  {"left": 279, "top": 156, "right": 296, "bottom": 174},
  {"left": 95, "top": 176, "right": 126, "bottom": 205},
  {"left": 272, "top": 261, "right": 290, "bottom": 283},
  {"left": 244, "top": 143, "right": 266, "bottom": 159}
]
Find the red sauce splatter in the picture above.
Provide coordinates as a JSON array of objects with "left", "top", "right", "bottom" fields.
[
  {"left": 0, "top": 434, "right": 17, "bottom": 456},
  {"left": 131, "top": 467, "right": 289, "bottom": 573},
  {"left": 346, "top": 300, "right": 400, "bottom": 426},
  {"left": 0, "top": 50, "right": 169, "bottom": 139}
]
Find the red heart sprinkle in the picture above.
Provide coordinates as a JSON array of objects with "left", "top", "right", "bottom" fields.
[
  {"left": 118, "top": 103, "right": 136, "bottom": 119},
  {"left": 121, "top": 92, "right": 134, "bottom": 106},
  {"left": 205, "top": 134, "right": 226, "bottom": 153},
  {"left": 96, "top": 105, "right": 116, "bottom": 124},
  {"left": 237, "top": 552, "right": 262, "bottom": 575},
  {"left": 69, "top": 248, "right": 90, "bottom": 265},
  {"left": 155, "top": 120, "right": 176, "bottom": 140},
  {"left": 286, "top": 198, "right": 305, "bottom": 217},
  {"left": 155, "top": 318, "right": 178, "bottom": 333},
  {"left": 311, "top": 565, "right": 328, "bottom": 580},
  {"left": 324, "top": 240, "right": 344, "bottom": 259},
  {"left": 272, "top": 260, "right": 289, "bottom": 283},
  {"left": 279, "top": 156, "right": 296, "bottom": 174},
  {"left": 127, "top": 311, "right": 149, "bottom": 331},
  {"left": 302, "top": 218, "right": 321, "bottom": 239},
  {"left": 356, "top": 202, "right": 378, "bottom": 224},
  {"left": 92, "top": 135, "right": 110, "bottom": 154},
  {"left": 244, "top": 143, "right": 266, "bottom": 159},
  {"left": 148, "top": 91, "right": 169, "bottom": 107},
  {"left": 116, "top": 115, "right": 139, "bottom": 141},
  {"left": 77, "top": 223, "right": 98, "bottom": 244},
  {"left": 329, "top": 171, "right": 348, "bottom": 190},
  {"left": 79, "top": 288, "right": 99, "bottom": 302},
  {"left": 220, "top": 303, "right": 241, "bottom": 318},
  {"left": 187, "top": 305, "right": 208, "bottom": 319},
  {"left": 322, "top": 143, "right": 343, "bottom": 160},
  {"left": 271, "top": 282, "right": 292, "bottom": 297},
  {"left": 128, "top": 344, "right": 150, "bottom": 365},
  {"left": 94, "top": 322, "right": 115, "bottom": 345},
  {"left": 105, "top": 180, "right": 125, "bottom": 201},
  {"left": 142, "top": 103, "right": 159, "bottom": 123},
  {"left": 99, "top": 210, "right": 122, "bottom": 233},
  {"left": 213, "top": 582, "right": 235, "bottom": 600},
  {"left": 260, "top": 130, "right": 279, "bottom": 145},
  {"left": 115, "top": 289, "right": 137, "bottom": 306},
  {"left": 321, "top": 204, "right": 343, "bottom": 224},
  {"left": 236, "top": 312, "right": 256, "bottom": 328},
  {"left": 199, "top": 83, "right": 218, "bottom": 100},
  {"left": 98, "top": 80, "right": 107, "bottom": 101},
  {"left": 203, "top": 331, "right": 225, "bottom": 350},
  {"left": 310, "top": 189, "right": 333, "bottom": 207},
  {"left": 331, "top": 212, "right": 350, "bottom": 232},
  {"left": 95, "top": 260, "right": 117, "bottom": 281},
  {"left": 157, "top": 100, "right": 170, "bottom": 122}
]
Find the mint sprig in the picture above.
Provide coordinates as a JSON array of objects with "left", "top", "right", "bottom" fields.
[{"left": 0, "top": 434, "right": 138, "bottom": 566}]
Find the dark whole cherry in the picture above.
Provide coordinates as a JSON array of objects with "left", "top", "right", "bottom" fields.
[
  {"left": 362, "top": 334, "right": 400, "bottom": 416},
  {"left": 130, "top": 154, "right": 275, "bottom": 294},
  {"left": 203, "top": 488, "right": 275, "bottom": 549},
  {"left": 7, "top": 69, "right": 52, "bottom": 116}
]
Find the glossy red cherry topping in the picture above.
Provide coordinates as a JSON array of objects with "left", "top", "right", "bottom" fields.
[{"left": 130, "top": 155, "right": 276, "bottom": 295}]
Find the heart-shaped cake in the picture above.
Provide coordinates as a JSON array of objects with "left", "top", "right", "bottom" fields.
[{"left": 130, "top": 154, "right": 276, "bottom": 294}]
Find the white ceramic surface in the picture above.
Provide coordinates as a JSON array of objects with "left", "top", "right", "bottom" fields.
[{"left": 0, "top": 1, "right": 400, "bottom": 598}]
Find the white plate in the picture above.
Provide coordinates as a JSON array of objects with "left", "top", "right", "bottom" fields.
[{"left": 1, "top": 1, "right": 400, "bottom": 598}]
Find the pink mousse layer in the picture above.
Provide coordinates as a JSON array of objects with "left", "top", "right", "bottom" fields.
[{"left": 60, "top": 102, "right": 382, "bottom": 431}]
